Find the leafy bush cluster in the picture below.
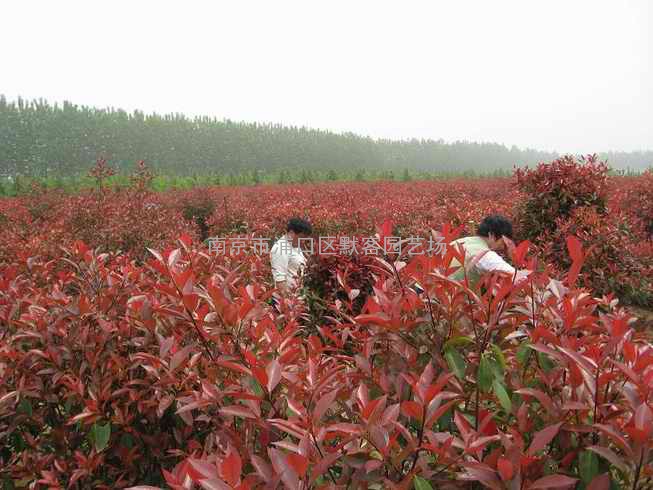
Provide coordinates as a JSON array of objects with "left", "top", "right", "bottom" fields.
[
  {"left": 622, "top": 170, "right": 653, "bottom": 237},
  {"left": 303, "top": 251, "right": 376, "bottom": 322},
  {"left": 180, "top": 196, "right": 217, "bottom": 242},
  {"left": 1, "top": 230, "right": 652, "bottom": 489},
  {"left": 515, "top": 154, "right": 609, "bottom": 242},
  {"left": 515, "top": 155, "right": 652, "bottom": 305},
  {"left": 0, "top": 159, "right": 652, "bottom": 488}
]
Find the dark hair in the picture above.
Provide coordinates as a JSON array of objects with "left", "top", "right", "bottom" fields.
[
  {"left": 477, "top": 214, "right": 513, "bottom": 240},
  {"left": 287, "top": 217, "right": 312, "bottom": 235}
]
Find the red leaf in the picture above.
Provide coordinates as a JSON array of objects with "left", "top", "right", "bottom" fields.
[
  {"left": 587, "top": 446, "right": 628, "bottom": 472},
  {"left": 268, "top": 447, "right": 299, "bottom": 489},
  {"left": 566, "top": 235, "right": 583, "bottom": 263},
  {"left": 634, "top": 402, "right": 653, "bottom": 432},
  {"left": 168, "top": 248, "right": 182, "bottom": 270},
  {"left": 529, "top": 474, "right": 578, "bottom": 489},
  {"left": 594, "top": 424, "right": 634, "bottom": 457},
  {"left": 220, "top": 405, "right": 257, "bottom": 419},
  {"left": 216, "top": 360, "right": 252, "bottom": 376},
  {"left": 178, "top": 233, "right": 192, "bottom": 249},
  {"left": 147, "top": 248, "right": 164, "bottom": 264},
  {"left": 362, "top": 396, "right": 386, "bottom": 421},
  {"left": 325, "top": 423, "right": 361, "bottom": 435},
  {"left": 170, "top": 345, "right": 193, "bottom": 371},
  {"left": 512, "top": 240, "right": 530, "bottom": 267},
  {"left": 219, "top": 446, "right": 242, "bottom": 487},
  {"left": 266, "top": 359, "right": 282, "bottom": 393},
  {"left": 313, "top": 389, "right": 338, "bottom": 422},
  {"left": 515, "top": 388, "right": 555, "bottom": 415},
  {"left": 251, "top": 366, "right": 268, "bottom": 389},
  {"left": 454, "top": 410, "right": 473, "bottom": 442},
  {"left": 188, "top": 459, "right": 218, "bottom": 480},
  {"left": 565, "top": 235, "right": 584, "bottom": 285},
  {"left": 587, "top": 473, "right": 610, "bottom": 490},
  {"left": 250, "top": 454, "right": 272, "bottom": 481},
  {"left": 527, "top": 422, "right": 563, "bottom": 456},
  {"left": 377, "top": 219, "right": 393, "bottom": 240},
  {"left": 623, "top": 341, "right": 637, "bottom": 363},
  {"left": 286, "top": 453, "right": 309, "bottom": 478},
  {"left": 198, "top": 479, "right": 231, "bottom": 490},
  {"left": 497, "top": 457, "right": 514, "bottom": 481},
  {"left": 401, "top": 401, "right": 423, "bottom": 421}
]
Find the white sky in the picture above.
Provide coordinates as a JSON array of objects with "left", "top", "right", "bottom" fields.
[{"left": 1, "top": 0, "right": 651, "bottom": 153}]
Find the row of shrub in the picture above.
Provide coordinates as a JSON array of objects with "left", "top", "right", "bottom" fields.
[{"left": 1, "top": 227, "right": 652, "bottom": 488}]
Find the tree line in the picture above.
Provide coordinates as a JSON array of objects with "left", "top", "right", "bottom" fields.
[{"left": 1, "top": 96, "right": 651, "bottom": 179}]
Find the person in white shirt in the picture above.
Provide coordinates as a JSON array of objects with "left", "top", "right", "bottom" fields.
[
  {"left": 413, "top": 215, "right": 529, "bottom": 294},
  {"left": 448, "top": 214, "right": 530, "bottom": 284},
  {"left": 270, "top": 218, "right": 312, "bottom": 295}
]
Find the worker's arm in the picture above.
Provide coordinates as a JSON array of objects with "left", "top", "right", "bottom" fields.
[
  {"left": 476, "top": 250, "right": 515, "bottom": 274},
  {"left": 476, "top": 251, "right": 530, "bottom": 281}
]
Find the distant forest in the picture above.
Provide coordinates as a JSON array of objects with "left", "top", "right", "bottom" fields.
[{"left": 1, "top": 96, "right": 651, "bottom": 178}]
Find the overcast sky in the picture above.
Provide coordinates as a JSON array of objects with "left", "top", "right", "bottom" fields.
[{"left": 2, "top": 0, "right": 651, "bottom": 153}]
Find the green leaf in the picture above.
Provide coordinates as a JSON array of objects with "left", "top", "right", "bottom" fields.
[
  {"left": 579, "top": 450, "right": 599, "bottom": 484},
  {"left": 489, "top": 356, "right": 504, "bottom": 381},
  {"left": 493, "top": 379, "right": 512, "bottom": 413},
  {"left": 537, "top": 351, "right": 555, "bottom": 373},
  {"left": 516, "top": 342, "right": 531, "bottom": 365},
  {"left": 91, "top": 422, "right": 111, "bottom": 452},
  {"left": 248, "top": 376, "right": 264, "bottom": 397},
  {"left": 413, "top": 475, "right": 434, "bottom": 490},
  {"left": 17, "top": 399, "right": 32, "bottom": 417},
  {"left": 444, "top": 347, "right": 467, "bottom": 380},
  {"left": 120, "top": 433, "right": 133, "bottom": 449},
  {"left": 478, "top": 355, "right": 494, "bottom": 392},
  {"left": 491, "top": 344, "right": 507, "bottom": 372},
  {"left": 443, "top": 336, "right": 473, "bottom": 351},
  {"left": 437, "top": 406, "right": 453, "bottom": 431}
]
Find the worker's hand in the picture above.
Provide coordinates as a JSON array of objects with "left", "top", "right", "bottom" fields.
[{"left": 514, "top": 269, "right": 532, "bottom": 283}]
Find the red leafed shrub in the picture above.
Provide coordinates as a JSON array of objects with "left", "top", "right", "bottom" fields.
[
  {"left": 63, "top": 189, "right": 190, "bottom": 260},
  {"left": 88, "top": 158, "right": 116, "bottom": 192},
  {"left": 1, "top": 162, "right": 653, "bottom": 488},
  {"left": 130, "top": 160, "right": 155, "bottom": 193},
  {"left": 303, "top": 251, "right": 376, "bottom": 321},
  {"left": 514, "top": 155, "right": 652, "bottom": 305},
  {"left": 179, "top": 194, "right": 217, "bottom": 242},
  {"left": 542, "top": 206, "right": 653, "bottom": 305},
  {"left": 1, "top": 231, "right": 653, "bottom": 489},
  {"left": 622, "top": 170, "right": 653, "bottom": 237},
  {"left": 515, "top": 154, "right": 609, "bottom": 241}
]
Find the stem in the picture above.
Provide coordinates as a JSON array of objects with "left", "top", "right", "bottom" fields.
[
  {"left": 169, "top": 262, "right": 215, "bottom": 362},
  {"left": 530, "top": 276, "right": 537, "bottom": 330},
  {"left": 592, "top": 362, "right": 601, "bottom": 444},
  {"left": 423, "top": 288, "right": 444, "bottom": 354},
  {"left": 309, "top": 430, "right": 338, "bottom": 486},
  {"left": 632, "top": 449, "right": 644, "bottom": 490},
  {"left": 474, "top": 356, "right": 481, "bottom": 431},
  {"left": 521, "top": 347, "right": 533, "bottom": 381},
  {"left": 406, "top": 409, "right": 427, "bottom": 476},
  {"left": 387, "top": 253, "right": 405, "bottom": 293}
]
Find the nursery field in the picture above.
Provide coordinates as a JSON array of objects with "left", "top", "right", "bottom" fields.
[{"left": 0, "top": 157, "right": 652, "bottom": 489}]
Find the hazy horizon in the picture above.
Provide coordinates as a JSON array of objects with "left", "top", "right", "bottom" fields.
[{"left": 2, "top": 0, "right": 651, "bottom": 154}]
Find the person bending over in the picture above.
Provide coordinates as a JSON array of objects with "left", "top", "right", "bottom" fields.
[{"left": 448, "top": 214, "right": 528, "bottom": 285}]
